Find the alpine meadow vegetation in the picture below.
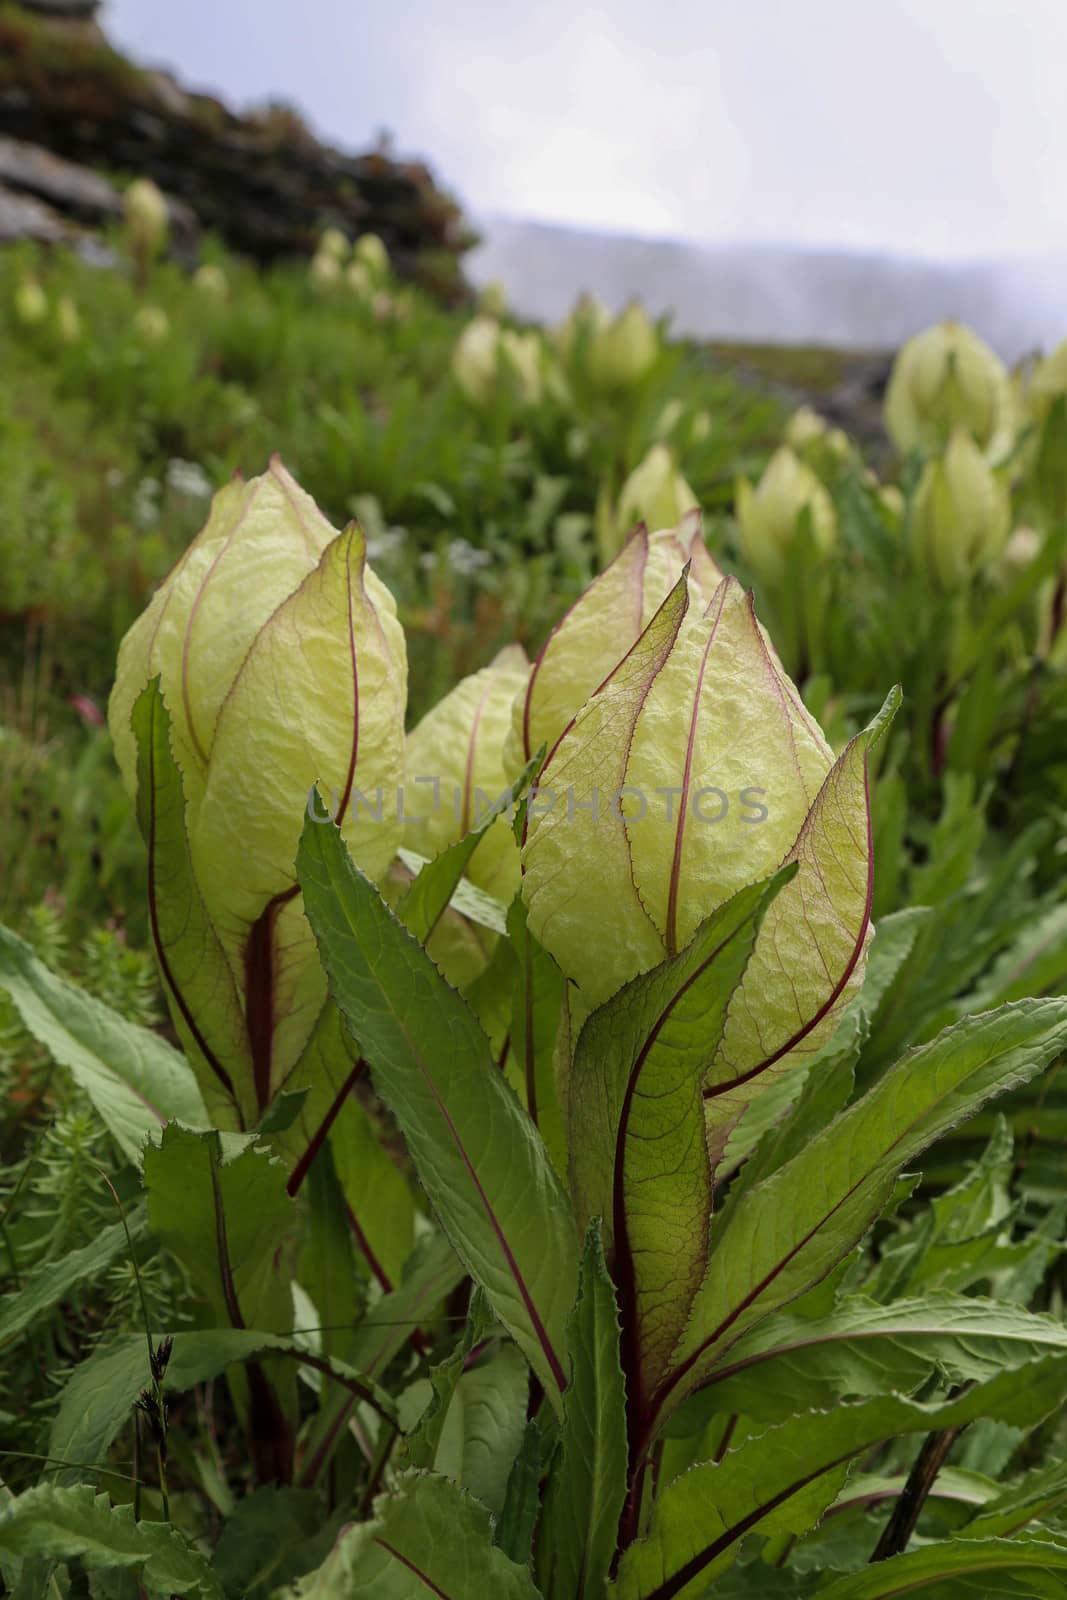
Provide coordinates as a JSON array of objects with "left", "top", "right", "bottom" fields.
[{"left": 2, "top": 202, "right": 1067, "bottom": 1600}]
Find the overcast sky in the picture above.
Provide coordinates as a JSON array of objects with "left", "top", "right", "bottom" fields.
[{"left": 105, "top": 0, "right": 1065, "bottom": 262}]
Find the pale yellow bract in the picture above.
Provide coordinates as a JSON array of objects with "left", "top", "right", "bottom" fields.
[
  {"left": 522, "top": 564, "right": 885, "bottom": 1114},
  {"left": 108, "top": 459, "right": 407, "bottom": 1105}
]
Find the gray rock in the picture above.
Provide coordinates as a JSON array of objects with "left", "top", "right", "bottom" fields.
[
  {"left": 0, "top": 180, "right": 74, "bottom": 244},
  {"left": 0, "top": 134, "right": 121, "bottom": 222},
  {"left": 0, "top": 134, "right": 199, "bottom": 257},
  {"left": 0, "top": 177, "right": 117, "bottom": 265}
]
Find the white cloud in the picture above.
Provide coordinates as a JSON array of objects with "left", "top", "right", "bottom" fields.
[{"left": 103, "top": 0, "right": 1067, "bottom": 260}]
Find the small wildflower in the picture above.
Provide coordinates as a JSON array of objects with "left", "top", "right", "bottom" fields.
[
  {"left": 446, "top": 537, "right": 491, "bottom": 577},
  {"left": 165, "top": 458, "right": 213, "bottom": 500}
]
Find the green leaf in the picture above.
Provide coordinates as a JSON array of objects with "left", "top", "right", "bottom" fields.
[
  {"left": 0, "top": 1484, "right": 221, "bottom": 1597},
  {"left": 968, "top": 899, "right": 1067, "bottom": 1009},
  {"left": 0, "top": 1209, "right": 148, "bottom": 1351},
  {"left": 430, "top": 1341, "right": 529, "bottom": 1518},
  {"left": 131, "top": 678, "right": 250, "bottom": 1128},
  {"left": 496, "top": 1422, "right": 543, "bottom": 1566},
  {"left": 49, "top": 1329, "right": 395, "bottom": 1488},
  {"left": 658, "top": 999, "right": 1067, "bottom": 1428},
  {"left": 507, "top": 897, "right": 568, "bottom": 1175},
  {"left": 297, "top": 816, "right": 579, "bottom": 1405},
  {"left": 143, "top": 1124, "right": 294, "bottom": 1332},
  {"left": 856, "top": 907, "right": 932, "bottom": 1019},
  {"left": 396, "top": 754, "right": 540, "bottom": 945},
  {"left": 814, "top": 1536, "right": 1067, "bottom": 1598},
  {"left": 298, "top": 1470, "right": 542, "bottom": 1597},
  {"left": 299, "top": 1141, "right": 362, "bottom": 1363},
  {"left": 539, "top": 1225, "right": 628, "bottom": 1600},
  {"left": 611, "top": 1359, "right": 1067, "bottom": 1599},
  {"left": 267, "top": 998, "right": 363, "bottom": 1189},
  {"left": 211, "top": 1486, "right": 343, "bottom": 1598},
  {"left": 825, "top": 1465, "right": 996, "bottom": 1524},
  {"left": 719, "top": 999, "right": 863, "bottom": 1207},
  {"left": 399, "top": 1286, "right": 502, "bottom": 1472},
  {"left": 678, "top": 1293, "right": 1067, "bottom": 1425},
  {"left": 350, "top": 1232, "right": 466, "bottom": 1380},
  {"left": 962, "top": 1457, "right": 1067, "bottom": 1540},
  {"left": 300, "top": 1233, "right": 465, "bottom": 1490},
  {"left": 569, "top": 873, "right": 787, "bottom": 1408},
  {"left": 256, "top": 1088, "right": 309, "bottom": 1134},
  {"left": 0, "top": 924, "right": 207, "bottom": 1165},
  {"left": 329, "top": 1088, "right": 416, "bottom": 1292}
]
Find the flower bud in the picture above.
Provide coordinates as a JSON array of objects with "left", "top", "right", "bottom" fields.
[
  {"left": 783, "top": 405, "right": 827, "bottom": 451},
  {"left": 589, "top": 300, "right": 658, "bottom": 389},
  {"left": 735, "top": 447, "right": 837, "bottom": 583},
  {"left": 1027, "top": 381, "right": 1067, "bottom": 526},
  {"left": 478, "top": 278, "right": 509, "bottom": 318},
  {"left": 193, "top": 264, "right": 228, "bottom": 302},
  {"left": 1026, "top": 340, "right": 1067, "bottom": 425},
  {"left": 309, "top": 251, "right": 342, "bottom": 290},
  {"left": 14, "top": 279, "right": 48, "bottom": 327},
  {"left": 346, "top": 260, "right": 373, "bottom": 299},
  {"left": 501, "top": 330, "right": 543, "bottom": 406},
  {"left": 522, "top": 570, "right": 894, "bottom": 1108},
  {"left": 613, "top": 445, "right": 698, "bottom": 553},
  {"left": 826, "top": 427, "right": 852, "bottom": 463},
  {"left": 109, "top": 460, "right": 407, "bottom": 1119},
  {"left": 655, "top": 399, "right": 685, "bottom": 440},
  {"left": 318, "top": 227, "right": 349, "bottom": 262},
  {"left": 55, "top": 295, "right": 81, "bottom": 344},
  {"left": 512, "top": 512, "right": 723, "bottom": 767},
  {"left": 554, "top": 292, "right": 611, "bottom": 359},
  {"left": 124, "top": 178, "right": 169, "bottom": 263},
  {"left": 879, "top": 483, "right": 904, "bottom": 519},
  {"left": 354, "top": 232, "right": 389, "bottom": 279},
  {"left": 134, "top": 305, "right": 170, "bottom": 344},
  {"left": 404, "top": 645, "right": 530, "bottom": 902},
  {"left": 452, "top": 316, "right": 542, "bottom": 408},
  {"left": 452, "top": 316, "right": 501, "bottom": 404},
  {"left": 884, "top": 320, "right": 1015, "bottom": 457},
  {"left": 996, "top": 525, "right": 1042, "bottom": 582},
  {"left": 910, "top": 427, "right": 1012, "bottom": 588}
]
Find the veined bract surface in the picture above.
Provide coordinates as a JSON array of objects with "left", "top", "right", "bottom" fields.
[
  {"left": 522, "top": 564, "right": 896, "bottom": 1126},
  {"left": 107, "top": 458, "right": 407, "bottom": 1126}
]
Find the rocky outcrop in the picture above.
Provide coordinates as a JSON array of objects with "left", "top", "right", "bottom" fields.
[
  {"left": 0, "top": 1, "right": 475, "bottom": 296},
  {"left": 0, "top": 131, "right": 198, "bottom": 256},
  {"left": 18, "top": 1, "right": 100, "bottom": 14}
]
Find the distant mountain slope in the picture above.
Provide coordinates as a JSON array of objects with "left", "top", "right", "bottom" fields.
[{"left": 469, "top": 216, "right": 1067, "bottom": 360}]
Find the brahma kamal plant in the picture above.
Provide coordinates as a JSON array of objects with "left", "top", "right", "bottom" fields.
[
  {"left": 293, "top": 484, "right": 1067, "bottom": 1596},
  {"left": 3, "top": 461, "right": 1067, "bottom": 1597},
  {"left": 726, "top": 319, "right": 1067, "bottom": 811}
]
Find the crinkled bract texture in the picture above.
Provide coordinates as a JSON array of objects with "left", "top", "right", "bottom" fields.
[
  {"left": 109, "top": 461, "right": 408, "bottom": 1113},
  {"left": 109, "top": 459, "right": 338, "bottom": 826},
  {"left": 513, "top": 514, "right": 724, "bottom": 769},
  {"left": 404, "top": 644, "right": 530, "bottom": 902},
  {"left": 522, "top": 573, "right": 890, "bottom": 1098}
]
